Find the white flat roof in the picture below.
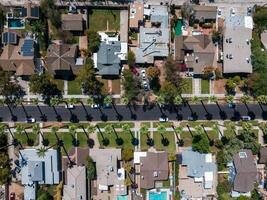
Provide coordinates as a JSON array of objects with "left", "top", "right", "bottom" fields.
[
  {"left": 134, "top": 152, "right": 147, "bottom": 164},
  {"left": 205, "top": 154, "right": 212, "bottom": 163},
  {"left": 244, "top": 16, "right": 253, "bottom": 29}
]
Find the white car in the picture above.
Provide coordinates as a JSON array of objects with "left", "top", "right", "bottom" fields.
[
  {"left": 217, "top": 9, "right": 222, "bottom": 17},
  {"left": 26, "top": 117, "right": 36, "bottom": 123},
  {"left": 141, "top": 69, "right": 146, "bottom": 79},
  {"left": 91, "top": 104, "right": 100, "bottom": 109},
  {"left": 159, "top": 117, "right": 169, "bottom": 122},
  {"left": 65, "top": 104, "right": 74, "bottom": 109},
  {"left": 230, "top": 8, "right": 236, "bottom": 16},
  {"left": 241, "top": 116, "right": 251, "bottom": 121}
]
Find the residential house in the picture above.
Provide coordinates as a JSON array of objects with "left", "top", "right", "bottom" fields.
[
  {"left": 174, "top": 34, "right": 216, "bottom": 75},
  {"left": 134, "top": 151, "right": 169, "bottom": 190},
  {"left": 136, "top": 5, "right": 169, "bottom": 64},
  {"left": 45, "top": 42, "right": 84, "bottom": 79},
  {"left": 261, "top": 30, "right": 267, "bottom": 49},
  {"left": 90, "top": 149, "right": 127, "bottom": 200},
  {"left": 177, "top": 149, "right": 217, "bottom": 200},
  {"left": 19, "top": 149, "right": 60, "bottom": 200},
  {"left": 0, "top": 37, "right": 36, "bottom": 77},
  {"left": 230, "top": 150, "right": 258, "bottom": 197},
  {"left": 223, "top": 15, "right": 253, "bottom": 73},
  {"left": 62, "top": 147, "right": 89, "bottom": 200},
  {"left": 192, "top": 5, "right": 217, "bottom": 22},
  {"left": 93, "top": 41, "right": 127, "bottom": 77},
  {"left": 62, "top": 166, "right": 87, "bottom": 200},
  {"left": 61, "top": 14, "right": 84, "bottom": 32},
  {"left": 129, "top": 2, "right": 144, "bottom": 31}
]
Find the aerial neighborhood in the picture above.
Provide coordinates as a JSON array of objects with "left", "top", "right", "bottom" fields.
[{"left": 1, "top": 0, "right": 267, "bottom": 200}]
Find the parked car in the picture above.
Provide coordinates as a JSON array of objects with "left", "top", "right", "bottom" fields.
[
  {"left": 26, "top": 117, "right": 36, "bottom": 123},
  {"left": 187, "top": 116, "right": 195, "bottom": 121},
  {"left": 65, "top": 104, "right": 74, "bottom": 109},
  {"left": 143, "top": 81, "right": 149, "bottom": 91},
  {"left": 217, "top": 9, "right": 222, "bottom": 16},
  {"left": 230, "top": 8, "right": 236, "bottom": 16},
  {"left": 91, "top": 104, "right": 100, "bottom": 109},
  {"left": 10, "top": 192, "right": 15, "bottom": 200},
  {"left": 103, "top": 104, "right": 112, "bottom": 109},
  {"left": 141, "top": 69, "right": 146, "bottom": 79},
  {"left": 131, "top": 67, "right": 139, "bottom": 76},
  {"left": 247, "top": 6, "right": 252, "bottom": 16},
  {"left": 159, "top": 117, "right": 169, "bottom": 122},
  {"left": 228, "top": 103, "right": 236, "bottom": 108},
  {"left": 241, "top": 116, "right": 251, "bottom": 121}
]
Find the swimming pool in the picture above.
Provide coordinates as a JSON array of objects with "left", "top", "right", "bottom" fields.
[
  {"left": 174, "top": 19, "right": 182, "bottom": 36},
  {"left": 8, "top": 19, "right": 25, "bottom": 29},
  {"left": 117, "top": 195, "right": 127, "bottom": 200},
  {"left": 149, "top": 191, "right": 167, "bottom": 200}
]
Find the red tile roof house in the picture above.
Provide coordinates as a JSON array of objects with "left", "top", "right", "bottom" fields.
[{"left": 230, "top": 150, "right": 258, "bottom": 198}]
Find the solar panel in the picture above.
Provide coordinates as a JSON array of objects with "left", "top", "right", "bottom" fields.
[
  {"left": 2, "top": 32, "right": 17, "bottom": 44},
  {"left": 31, "top": 7, "right": 39, "bottom": 18},
  {"left": 21, "top": 39, "right": 34, "bottom": 56}
]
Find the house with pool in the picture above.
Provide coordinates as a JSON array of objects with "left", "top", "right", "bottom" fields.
[
  {"left": 177, "top": 149, "right": 217, "bottom": 200},
  {"left": 5, "top": 1, "right": 39, "bottom": 30},
  {"left": 90, "top": 149, "right": 129, "bottom": 200},
  {"left": 134, "top": 151, "right": 172, "bottom": 200}
]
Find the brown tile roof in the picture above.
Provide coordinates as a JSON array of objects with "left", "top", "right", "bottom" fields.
[
  {"left": 140, "top": 152, "right": 168, "bottom": 189},
  {"left": 193, "top": 5, "right": 217, "bottom": 20},
  {"left": 174, "top": 35, "right": 216, "bottom": 74},
  {"left": 61, "top": 14, "right": 83, "bottom": 31},
  {"left": 62, "top": 147, "right": 89, "bottom": 172},
  {"left": 0, "top": 39, "right": 35, "bottom": 75},
  {"left": 233, "top": 150, "right": 258, "bottom": 193},
  {"left": 45, "top": 43, "right": 78, "bottom": 75},
  {"left": 129, "top": 2, "right": 144, "bottom": 28}
]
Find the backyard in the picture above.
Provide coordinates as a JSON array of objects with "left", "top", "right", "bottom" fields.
[
  {"left": 88, "top": 9, "right": 120, "bottom": 31},
  {"left": 201, "top": 79, "right": 210, "bottom": 94}
]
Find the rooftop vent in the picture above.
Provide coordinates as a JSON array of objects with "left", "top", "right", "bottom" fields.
[
  {"left": 246, "top": 58, "right": 250, "bottom": 63},
  {"left": 153, "top": 171, "right": 158, "bottom": 177}
]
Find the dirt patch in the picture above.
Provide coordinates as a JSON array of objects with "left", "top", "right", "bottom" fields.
[
  {"left": 9, "top": 182, "right": 24, "bottom": 200},
  {"left": 214, "top": 79, "right": 226, "bottom": 94},
  {"left": 154, "top": 60, "right": 166, "bottom": 85}
]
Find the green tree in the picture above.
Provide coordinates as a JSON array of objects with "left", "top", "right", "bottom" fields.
[
  {"left": 174, "top": 96, "right": 183, "bottom": 105},
  {"left": 216, "top": 151, "right": 227, "bottom": 171},
  {"left": 103, "top": 96, "right": 112, "bottom": 106},
  {"left": 192, "top": 132, "right": 210, "bottom": 153},
  {"left": 77, "top": 59, "right": 103, "bottom": 96},
  {"left": 225, "top": 79, "right": 236, "bottom": 93},
  {"left": 159, "top": 81, "right": 179, "bottom": 104},
  {"left": 225, "top": 95, "right": 234, "bottom": 104},
  {"left": 191, "top": 96, "right": 201, "bottom": 104},
  {"left": 37, "top": 188, "right": 53, "bottom": 200},
  {"left": 37, "top": 147, "right": 47, "bottom": 158},
  {"left": 127, "top": 50, "right": 135, "bottom": 67},
  {"left": 0, "top": 70, "right": 25, "bottom": 103},
  {"left": 122, "top": 69, "right": 139, "bottom": 101},
  {"left": 86, "top": 156, "right": 96, "bottom": 180},
  {"left": 257, "top": 95, "right": 267, "bottom": 104},
  {"left": 121, "top": 97, "right": 130, "bottom": 105},
  {"left": 29, "top": 73, "right": 62, "bottom": 104},
  {"left": 86, "top": 96, "right": 95, "bottom": 106},
  {"left": 0, "top": 152, "right": 10, "bottom": 185},
  {"left": 146, "top": 66, "right": 160, "bottom": 80},
  {"left": 122, "top": 148, "right": 134, "bottom": 161},
  {"left": 86, "top": 30, "right": 101, "bottom": 53},
  {"left": 209, "top": 95, "right": 218, "bottom": 103}
]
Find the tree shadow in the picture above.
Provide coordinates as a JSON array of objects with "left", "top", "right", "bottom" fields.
[
  {"left": 81, "top": 101, "right": 92, "bottom": 121},
  {"left": 201, "top": 101, "right": 213, "bottom": 120},
  {"left": 112, "top": 104, "right": 123, "bottom": 121},
  {"left": 146, "top": 133, "right": 154, "bottom": 146},
  {"left": 161, "top": 134, "right": 169, "bottom": 146},
  {"left": 244, "top": 103, "right": 255, "bottom": 120},
  {"left": 259, "top": 103, "right": 267, "bottom": 120}
]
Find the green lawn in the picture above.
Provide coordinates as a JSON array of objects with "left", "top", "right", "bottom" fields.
[
  {"left": 68, "top": 79, "right": 82, "bottom": 95},
  {"left": 180, "top": 121, "right": 215, "bottom": 127},
  {"left": 141, "top": 132, "right": 150, "bottom": 151},
  {"left": 153, "top": 122, "right": 174, "bottom": 128},
  {"left": 201, "top": 79, "right": 210, "bottom": 94},
  {"left": 53, "top": 79, "right": 64, "bottom": 92},
  {"left": 77, "top": 132, "right": 89, "bottom": 147},
  {"left": 180, "top": 132, "right": 193, "bottom": 146},
  {"left": 182, "top": 78, "right": 192, "bottom": 94},
  {"left": 15, "top": 132, "right": 38, "bottom": 146},
  {"left": 223, "top": 130, "right": 235, "bottom": 139},
  {"left": 97, "top": 131, "right": 135, "bottom": 149},
  {"left": 89, "top": 9, "right": 120, "bottom": 31},
  {"left": 153, "top": 132, "right": 176, "bottom": 153},
  {"left": 96, "top": 122, "right": 134, "bottom": 129},
  {"left": 141, "top": 122, "right": 151, "bottom": 128}
]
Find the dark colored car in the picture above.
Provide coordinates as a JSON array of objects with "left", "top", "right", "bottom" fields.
[{"left": 10, "top": 192, "right": 15, "bottom": 200}]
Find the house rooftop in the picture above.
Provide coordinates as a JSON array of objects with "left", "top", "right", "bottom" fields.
[
  {"left": 129, "top": 2, "right": 144, "bottom": 28},
  {"left": 63, "top": 166, "right": 87, "bottom": 200},
  {"left": 223, "top": 15, "right": 253, "bottom": 73},
  {"left": 61, "top": 14, "right": 84, "bottom": 31},
  {"left": 90, "top": 149, "right": 122, "bottom": 189},
  {"left": 193, "top": 5, "right": 217, "bottom": 20},
  {"left": 135, "top": 151, "right": 169, "bottom": 189},
  {"left": 259, "top": 147, "right": 267, "bottom": 164},
  {"left": 233, "top": 149, "right": 257, "bottom": 193}
]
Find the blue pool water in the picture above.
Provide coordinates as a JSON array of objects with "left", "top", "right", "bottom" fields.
[
  {"left": 8, "top": 19, "right": 24, "bottom": 28},
  {"left": 149, "top": 191, "right": 167, "bottom": 200},
  {"left": 117, "top": 195, "right": 128, "bottom": 200}
]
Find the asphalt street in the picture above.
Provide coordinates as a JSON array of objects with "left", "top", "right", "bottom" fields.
[{"left": 1, "top": 103, "right": 267, "bottom": 122}]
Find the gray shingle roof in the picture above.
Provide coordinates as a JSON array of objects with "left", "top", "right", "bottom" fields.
[
  {"left": 96, "top": 41, "right": 121, "bottom": 75},
  {"left": 233, "top": 150, "right": 258, "bottom": 193}
]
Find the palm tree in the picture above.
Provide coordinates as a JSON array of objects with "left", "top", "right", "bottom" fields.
[
  {"left": 140, "top": 124, "right": 154, "bottom": 146},
  {"left": 196, "top": 125, "right": 213, "bottom": 146},
  {"left": 241, "top": 122, "right": 253, "bottom": 133},
  {"left": 156, "top": 95, "right": 165, "bottom": 107},
  {"left": 32, "top": 98, "right": 46, "bottom": 121},
  {"left": 174, "top": 96, "right": 183, "bottom": 106},
  {"left": 228, "top": 122, "right": 237, "bottom": 137},
  {"left": 68, "top": 97, "right": 79, "bottom": 106},
  {"left": 121, "top": 97, "right": 130, "bottom": 105},
  {"left": 16, "top": 125, "right": 34, "bottom": 146},
  {"left": 87, "top": 97, "right": 95, "bottom": 107},
  {"left": 225, "top": 95, "right": 234, "bottom": 104},
  {"left": 69, "top": 125, "right": 79, "bottom": 147},
  {"left": 50, "top": 97, "right": 62, "bottom": 122},
  {"left": 37, "top": 147, "right": 47, "bottom": 158},
  {"left": 84, "top": 124, "right": 95, "bottom": 148},
  {"left": 172, "top": 125, "right": 184, "bottom": 146},
  {"left": 157, "top": 125, "right": 169, "bottom": 146},
  {"left": 241, "top": 95, "right": 254, "bottom": 118},
  {"left": 103, "top": 96, "right": 112, "bottom": 107},
  {"left": 51, "top": 126, "right": 63, "bottom": 146},
  {"left": 191, "top": 96, "right": 201, "bottom": 104},
  {"left": 208, "top": 95, "right": 218, "bottom": 103},
  {"left": 257, "top": 95, "right": 267, "bottom": 120},
  {"left": 122, "top": 124, "right": 138, "bottom": 146}
]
